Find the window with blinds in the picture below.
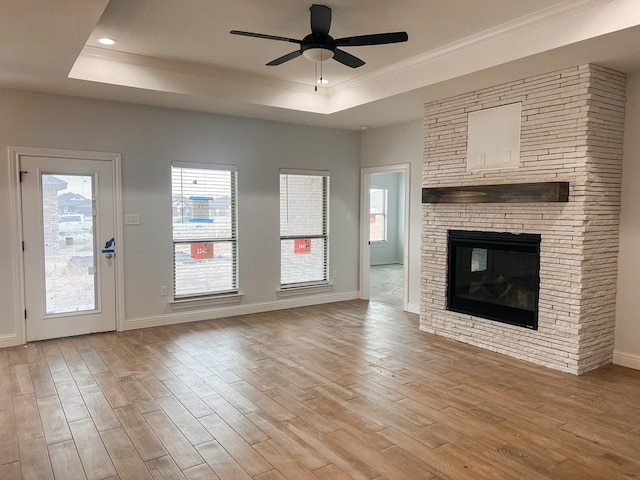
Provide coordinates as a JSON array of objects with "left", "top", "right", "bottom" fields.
[
  {"left": 369, "top": 187, "right": 388, "bottom": 242},
  {"left": 280, "top": 170, "right": 329, "bottom": 287},
  {"left": 171, "top": 163, "right": 238, "bottom": 298}
]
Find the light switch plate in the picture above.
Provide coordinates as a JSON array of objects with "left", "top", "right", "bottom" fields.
[{"left": 125, "top": 214, "right": 141, "bottom": 225}]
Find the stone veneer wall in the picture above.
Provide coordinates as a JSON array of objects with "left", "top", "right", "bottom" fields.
[{"left": 421, "top": 64, "right": 626, "bottom": 374}]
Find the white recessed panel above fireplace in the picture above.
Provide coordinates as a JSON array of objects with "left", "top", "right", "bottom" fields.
[{"left": 467, "top": 102, "right": 521, "bottom": 172}]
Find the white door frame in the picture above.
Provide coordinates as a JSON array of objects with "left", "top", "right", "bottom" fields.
[
  {"left": 359, "top": 163, "right": 411, "bottom": 309},
  {"left": 8, "top": 146, "right": 125, "bottom": 345}
]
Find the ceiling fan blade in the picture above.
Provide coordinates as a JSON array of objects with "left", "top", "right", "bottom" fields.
[
  {"left": 230, "top": 30, "right": 301, "bottom": 44},
  {"left": 310, "top": 4, "right": 331, "bottom": 35},
  {"left": 266, "top": 50, "right": 303, "bottom": 66},
  {"left": 333, "top": 49, "right": 365, "bottom": 68},
  {"left": 335, "top": 32, "right": 408, "bottom": 47}
]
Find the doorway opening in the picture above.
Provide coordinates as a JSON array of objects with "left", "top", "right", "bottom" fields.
[{"left": 360, "top": 164, "right": 410, "bottom": 310}]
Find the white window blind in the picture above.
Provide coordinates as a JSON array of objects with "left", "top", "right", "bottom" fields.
[
  {"left": 171, "top": 163, "right": 238, "bottom": 298},
  {"left": 369, "top": 187, "right": 388, "bottom": 242},
  {"left": 280, "top": 170, "right": 329, "bottom": 287}
]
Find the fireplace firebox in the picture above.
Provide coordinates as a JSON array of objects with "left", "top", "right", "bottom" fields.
[{"left": 447, "top": 230, "right": 541, "bottom": 329}]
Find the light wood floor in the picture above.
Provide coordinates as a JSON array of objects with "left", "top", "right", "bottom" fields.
[{"left": 2, "top": 300, "right": 640, "bottom": 480}]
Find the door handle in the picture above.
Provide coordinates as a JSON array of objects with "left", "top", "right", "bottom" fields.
[{"left": 102, "top": 237, "right": 115, "bottom": 258}]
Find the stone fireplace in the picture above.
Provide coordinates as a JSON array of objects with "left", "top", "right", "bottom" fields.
[{"left": 420, "top": 64, "right": 626, "bottom": 375}]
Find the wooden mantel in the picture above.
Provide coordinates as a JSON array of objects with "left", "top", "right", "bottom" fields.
[{"left": 422, "top": 181, "right": 569, "bottom": 204}]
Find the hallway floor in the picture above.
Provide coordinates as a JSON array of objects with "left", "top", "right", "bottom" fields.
[{"left": 370, "top": 264, "right": 404, "bottom": 309}]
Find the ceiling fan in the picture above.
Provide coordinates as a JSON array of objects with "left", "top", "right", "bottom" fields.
[{"left": 230, "top": 4, "right": 408, "bottom": 68}]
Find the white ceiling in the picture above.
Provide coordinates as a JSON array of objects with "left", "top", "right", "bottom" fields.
[{"left": 2, "top": 0, "right": 640, "bottom": 130}]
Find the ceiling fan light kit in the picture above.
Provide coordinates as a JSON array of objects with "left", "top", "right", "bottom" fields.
[
  {"left": 302, "top": 44, "right": 335, "bottom": 62},
  {"left": 230, "top": 4, "right": 408, "bottom": 69}
]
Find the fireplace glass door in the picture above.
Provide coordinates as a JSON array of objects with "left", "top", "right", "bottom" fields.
[{"left": 447, "top": 230, "right": 541, "bottom": 329}]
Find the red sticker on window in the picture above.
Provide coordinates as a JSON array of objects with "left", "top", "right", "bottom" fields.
[
  {"left": 191, "top": 243, "right": 214, "bottom": 259},
  {"left": 294, "top": 239, "right": 311, "bottom": 254}
]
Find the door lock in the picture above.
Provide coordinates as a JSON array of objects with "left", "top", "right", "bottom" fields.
[{"left": 102, "top": 237, "right": 115, "bottom": 258}]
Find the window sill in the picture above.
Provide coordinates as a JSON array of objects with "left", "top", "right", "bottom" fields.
[
  {"left": 277, "top": 283, "right": 334, "bottom": 298},
  {"left": 370, "top": 240, "right": 389, "bottom": 247},
  {"left": 170, "top": 292, "right": 243, "bottom": 310}
]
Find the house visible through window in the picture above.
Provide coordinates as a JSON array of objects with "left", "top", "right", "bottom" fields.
[
  {"left": 369, "top": 187, "right": 388, "bottom": 242},
  {"left": 280, "top": 169, "right": 329, "bottom": 287},
  {"left": 171, "top": 163, "right": 237, "bottom": 298}
]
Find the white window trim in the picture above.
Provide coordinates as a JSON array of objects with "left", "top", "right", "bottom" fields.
[
  {"left": 279, "top": 169, "right": 330, "bottom": 289},
  {"left": 172, "top": 161, "right": 237, "bottom": 172},
  {"left": 169, "top": 292, "right": 243, "bottom": 310},
  {"left": 171, "top": 162, "right": 239, "bottom": 299},
  {"left": 277, "top": 283, "right": 333, "bottom": 298},
  {"left": 280, "top": 168, "right": 329, "bottom": 176},
  {"left": 369, "top": 186, "right": 389, "bottom": 243}
]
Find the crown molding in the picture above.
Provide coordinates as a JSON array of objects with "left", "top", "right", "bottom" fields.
[
  {"left": 331, "top": 0, "right": 612, "bottom": 91},
  {"left": 76, "top": 45, "right": 316, "bottom": 95},
  {"left": 70, "top": 46, "right": 331, "bottom": 114},
  {"left": 327, "top": 0, "right": 640, "bottom": 113}
]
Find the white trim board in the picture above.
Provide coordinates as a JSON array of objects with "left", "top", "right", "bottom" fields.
[
  {"left": 124, "top": 291, "right": 360, "bottom": 331},
  {"left": 0, "top": 334, "right": 20, "bottom": 349},
  {"left": 613, "top": 351, "right": 640, "bottom": 371},
  {"left": 406, "top": 302, "right": 420, "bottom": 315}
]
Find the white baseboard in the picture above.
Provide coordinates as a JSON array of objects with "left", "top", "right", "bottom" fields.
[
  {"left": 613, "top": 351, "right": 640, "bottom": 371},
  {"left": 124, "top": 291, "right": 360, "bottom": 331},
  {"left": 406, "top": 302, "right": 420, "bottom": 315},
  {"left": 0, "top": 334, "right": 20, "bottom": 349}
]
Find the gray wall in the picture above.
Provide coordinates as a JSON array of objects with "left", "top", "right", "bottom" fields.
[
  {"left": 615, "top": 72, "right": 640, "bottom": 369},
  {"left": 360, "top": 120, "right": 423, "bottom": 314},
  {"left": 0, "top": 90, "right": 360, "bottom": 340}
]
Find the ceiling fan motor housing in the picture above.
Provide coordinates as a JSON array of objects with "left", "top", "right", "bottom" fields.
[{"left": 301, "top": 33, "right": 336, "bottom": 61}]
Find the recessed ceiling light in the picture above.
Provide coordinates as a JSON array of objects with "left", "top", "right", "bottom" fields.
[{"left": 97, "top": 37, "right": 117, "bottom": 46}]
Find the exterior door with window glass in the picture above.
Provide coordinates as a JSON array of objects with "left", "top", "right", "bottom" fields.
[{"left": 21, "top": 155, "right": 116, "bottom": 341}]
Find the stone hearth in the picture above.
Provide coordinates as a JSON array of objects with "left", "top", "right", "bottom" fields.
[{"left": 420, "top": 64, "right": 626, "bottom": 374}]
